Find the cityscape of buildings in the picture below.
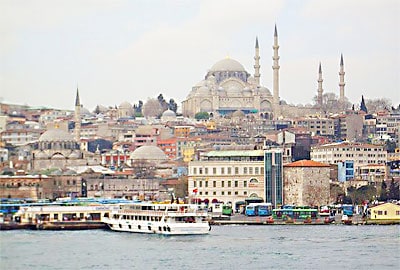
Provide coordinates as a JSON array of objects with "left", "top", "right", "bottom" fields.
[{"left": 1, "top": 26, "right": 399, "bottom": 208}]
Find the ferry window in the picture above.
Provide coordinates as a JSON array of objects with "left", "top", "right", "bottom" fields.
[
  {"left": 80, "top": 213, "right": 84, "bottom": 219},
  {"left": 54, "top": 214, "right": 58, "bottom": 220}
]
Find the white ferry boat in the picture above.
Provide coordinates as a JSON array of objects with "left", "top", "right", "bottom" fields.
[{"left": 103, "top": 203, "right": 211, "bottom": 235}]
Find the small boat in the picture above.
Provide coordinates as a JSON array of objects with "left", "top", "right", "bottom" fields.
[{"left": 103, "top": 203, "right": 211, "bottom": 235}]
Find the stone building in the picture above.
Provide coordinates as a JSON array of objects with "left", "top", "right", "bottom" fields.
[{"left": 283, "top": 160, "right": 331, "bottom": 206}]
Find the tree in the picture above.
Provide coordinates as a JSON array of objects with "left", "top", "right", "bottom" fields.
[
  {"left": 168, "top": 98, "right": 178, "bottom": 113},
  {"left": 157, "top": 94, "right": 169, "bottom": 111},
  {"left": 388, "top": 178, "right": 400, "bottom": 200},
  {"left": 93, "top": 105, "right": 101, "bottom": 114},
  {"left": 142, "top": 98, "right": 163, "bottom": 118},
  {"left": 365, "top": 98, "right": 392, "bottom": 114},
  {"left": 195, "top": 112, "right": 209, "bottom": 120},
  {"left": 379, "top": 180, "right": 388, "bottom": 201},
  {"left": 313, "top": 92, "right": 351, "bottom": 115}
]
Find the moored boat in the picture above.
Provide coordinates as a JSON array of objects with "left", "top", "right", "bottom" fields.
[{"left": 103, "top": 203, "right": 210, "bottom": 235}]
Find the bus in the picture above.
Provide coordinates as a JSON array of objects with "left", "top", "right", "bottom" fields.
[
  {"left": 342, "top": 204, "right": 354, "bottom": 217},
  {"left": 222, "top": 204, "right": 233, "bottom": 216},
  {"left": 272, "top": 208, "right": 318, "bottom": 220},
  {"left": 245, "top": 203, "right": 273, "bottom": 216}
]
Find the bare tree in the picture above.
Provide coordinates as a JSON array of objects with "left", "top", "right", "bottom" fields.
[
  {"left": 365, "top": 98, "right": 392, "bottom": 114},
  {"left": 142, "top": 98, "right": 163, "bottom": 118},
  {"left": 313, "top": 92, "right": 351, "bottom": 115}
]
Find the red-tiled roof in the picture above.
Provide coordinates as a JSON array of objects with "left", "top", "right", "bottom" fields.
[{"left": 284, "top": 159, "right": 330, "bottom": 167}]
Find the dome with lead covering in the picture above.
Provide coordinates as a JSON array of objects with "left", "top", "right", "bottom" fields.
[
  {"left": 39, "top": 128, "right": 74, "bottom": 142},
  {"left": 210, "top": 58, "right": 245, "bottom": 72},
  {"left": 130, "top": 145, "right": 167, "bottom": 161}
]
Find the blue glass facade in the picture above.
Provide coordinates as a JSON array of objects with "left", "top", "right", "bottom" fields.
[{"left": 264, "top": 150, "right": 283, "bottom": 207}]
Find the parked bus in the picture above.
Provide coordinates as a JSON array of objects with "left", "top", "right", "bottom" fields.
[
  {"left": 342, "top": 204, "right": 354, "bottom": 217},
  {"left": 245, "top": 203, "right": 273, "bottom": 216},
  {"left": 272, "top": 208, "right": 318, "bottom": 220},
  {"left": 222, "top": 204, "right": 233, "bottom": 216}
]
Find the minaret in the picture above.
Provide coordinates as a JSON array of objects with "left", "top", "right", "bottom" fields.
[
  {"left": 272, "top": 24, "right": 280, "bottom": 119},
  {"left": 317, "top": 62, "right": 323, "bottom": 107},
  {"left": 254, "top": 36, "right": 261, "bottom": 85},
  {"left": 74, "top": 87, "right": 81, "bottom": 142},
  {"left": 339, "top": 53, "right": 346, "bottom": 102}
]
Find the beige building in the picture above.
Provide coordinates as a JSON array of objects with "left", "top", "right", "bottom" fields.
[
  {"left": 310, "top": 142, "right": 387, "bottom": 178},
  {"left": 283, "top": 160, "right": 331, "bottom": 206},
  {"left": 188, "top": 150, "right": 265, "bottom": 208}
]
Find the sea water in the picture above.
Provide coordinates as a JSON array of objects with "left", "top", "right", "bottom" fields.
[{"left": 1, "top": 225, "right": 399, "bottom": 270}]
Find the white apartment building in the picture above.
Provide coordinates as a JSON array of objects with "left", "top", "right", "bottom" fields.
[
  {"left": 188, "top": 150, "right": 265, "bottom": 208},
  {"left": 310, "top": 142, "right": 387, "bottom": 177}
]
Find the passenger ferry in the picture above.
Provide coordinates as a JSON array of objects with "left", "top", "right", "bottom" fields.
[
  {"left": 103, "top": 203, "right": 211, "bottom": 235},
  {"left": 14, "top": 205, "right": 118, "bottom": 230}
]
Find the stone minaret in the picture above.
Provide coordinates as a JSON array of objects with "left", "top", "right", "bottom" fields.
[
  {"left": 74, "top": 87, "right": 81, "bottom": 142},
  {"left": 317, "top": 62, "right": 323, "bottom": 107},
  {"left": 339, "top": 54, "right": 346, "bottom": 102},
  {"left": 272, "top": 24, "right": 280, "bottom": 119},
  {"left": 254, "top": 36, "right": 261, "bottom": 85}
]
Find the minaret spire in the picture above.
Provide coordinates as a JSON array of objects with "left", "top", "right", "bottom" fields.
[
  {"left": 74, "top": 86, "right": 81, "bottom": 142},
  {"left": 317, "top": 62, "right": 323, "bottom": 108},
  {"left": 339, "top": 53, "right": 346, "bottom": 102},
  {"left": 254, "top": 36, "right": 261, "bottom": 85},
  {"left": 272, "top": 24, "right": 280, "bottom": 119}
]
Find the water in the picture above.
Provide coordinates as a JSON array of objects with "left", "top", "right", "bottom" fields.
[{"left": 1, "top": 225, "right": 399, "bottom": 270}]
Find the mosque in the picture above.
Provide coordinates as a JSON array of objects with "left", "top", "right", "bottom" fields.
[{"left": 182, "top": 25, "right": 347, "bottom": 119}]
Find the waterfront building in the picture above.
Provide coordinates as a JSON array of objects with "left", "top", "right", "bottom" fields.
[
  {"left": 264, "top": 148, "right": 283, "bottom": 207},
  {"left": 310, "top": 142, "right": 387, "bottom": 179},
  {"left": 283, "top": 160, "right": 330, "bottom": 207},
  {"left": 368, "top": 202, "right": 400, "bottom": 221},
  {"left": 188, "top": 150, "right": 265, "bottom": 209}
]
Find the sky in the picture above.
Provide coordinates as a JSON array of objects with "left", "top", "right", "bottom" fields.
[{"left": 1, "top": 0, "right": 399, "bottom": 112}]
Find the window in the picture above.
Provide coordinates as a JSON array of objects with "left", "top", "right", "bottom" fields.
[
  {"left": 235, "top": 191, "right": 238, "bottom": 195},
  {"left": 243, "top": 167, "right": 248, "bottom": 174},
  {"left": 255, "top": 167, "right": 259, "bottom": 174},
  {"left": 249, "top": 167, "right": 253, "bottom": 174},
  {"left": 193, "top": 168, "right": 197, "bottom": 175},
  {"left": 243, "top": 191, "right": 247, "bottom": 195},
  {"left": 228, "top": 181, "right": 231, "bottom": 187},
  {"left": 227, "top": 167, "right": 232, "bottom": 174},
  {"left": 199, "top": 168, "right": 203, "bottom": 175},
  {"left": 243, "top": 181, "right": 247, "bottom": 188},
  {"left": 221, "top": 168, "right": 225, "bottom": 174},
  {"left": 221, "top": 191, "right": 224, "bottom": 195},
  {"left": 205, "top": 181, "right": 208, "bottom": 188},
  {"left": 221, "top": 181, "right": 225, "bottom": 188},
  {"left": 234, "top": 181, "right": 238, "bottom": 187},
  {"left": 235, "top": 167, "right": 239, "bottom": 174},
  {"left": 213, "top": 167, "right": 217, "bottom": 174},
  {"left": 213, "top": 181, "right": 216, "bottom": 188}
]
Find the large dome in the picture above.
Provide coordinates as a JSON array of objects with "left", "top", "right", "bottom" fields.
[
  {"left": 130, "top": 145, "right": 167, "bottom": 161},
  {"left": 39, "top": 128, "right": 74, "bottom": 142},
  {"left": 210, "top": 58, "right": 245, "bottom": 72}
]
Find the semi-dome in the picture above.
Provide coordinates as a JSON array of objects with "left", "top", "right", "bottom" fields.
[
  {"left": 210, "top": 58, "right": 245, "bottom": 72},
  {"left": 130, "top": 145, "right": 167, "bottom": 161},
  {"left": 39, "top": 129, "right": 74, "bottom": 142}
]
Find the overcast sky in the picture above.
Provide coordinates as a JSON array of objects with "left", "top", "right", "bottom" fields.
[{"left": 1, "top": 0, "right": 399, "bottom": 111}]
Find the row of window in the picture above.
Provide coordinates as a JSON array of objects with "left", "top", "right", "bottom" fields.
[
  {"left": 196, "top": 190, "right": 248, "bottom": 196},
  {"left": 192, "top": 166, "right": 263, "bottom": 175},
  {"left": 193, "top": 178, "right": 260, "bottom": 188}
]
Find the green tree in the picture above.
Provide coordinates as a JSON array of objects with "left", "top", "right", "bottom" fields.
[
  {"left": 195, "top": 112, "right": 209, "bottom": 120},
  {"left": 388, "top": 178, "right": 400, "bottom": 200},
  {"left": 379, "top": 180, "right": 388, "bottom": 201}
]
